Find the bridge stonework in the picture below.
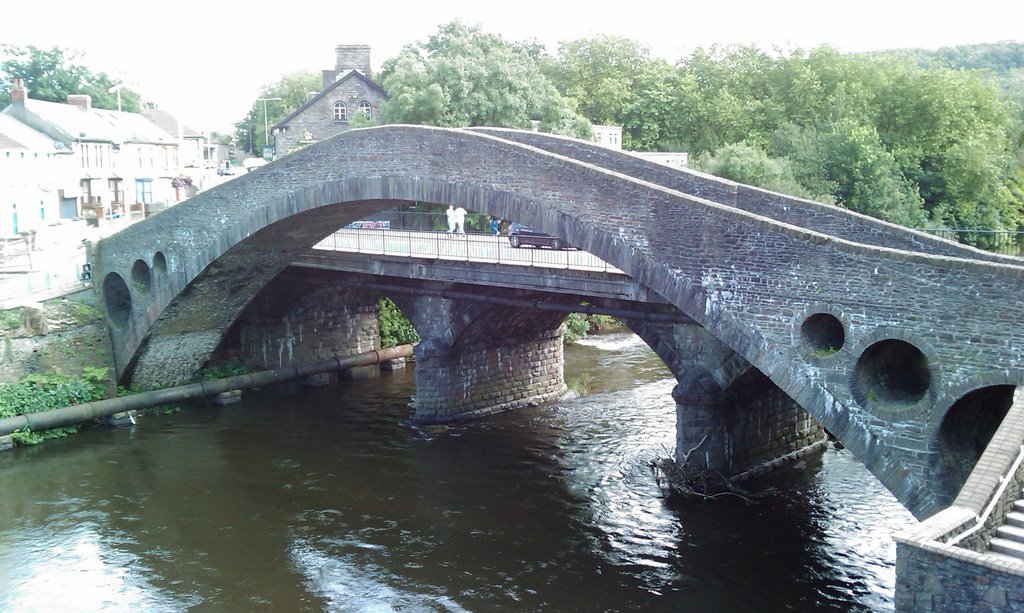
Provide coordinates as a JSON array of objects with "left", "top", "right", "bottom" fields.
[
  {"left": 95, "top": 125, "right": 1024, "bottom": 522},
  {"left": 232, "top": 274, "right": 382, "bottom": 380},
  {"left": 405, "top": 294, "right": 567, "bottom": 422}
]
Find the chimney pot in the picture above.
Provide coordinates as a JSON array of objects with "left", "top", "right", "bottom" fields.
[{"left": 11, "top": 77, "right": 27, "bottom": 103}]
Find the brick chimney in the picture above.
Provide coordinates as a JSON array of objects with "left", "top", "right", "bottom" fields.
[
  {"left": 67, "top": 94, "right": 92, "bottom": 110},
  {"left": 10, "top": 77, "right": 28, "bottom": 104}
]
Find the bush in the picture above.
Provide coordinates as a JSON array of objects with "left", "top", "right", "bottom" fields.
[
  {"left": 379, "top": 297, "right": 420, "bottom": 347},
  {"left": 0, "top": 368, "right": 107, "bottom": 445}
]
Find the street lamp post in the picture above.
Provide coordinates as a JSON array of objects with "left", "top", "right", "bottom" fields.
[{"left": 258, "top": 97, "right": 281, "bottom": 158}]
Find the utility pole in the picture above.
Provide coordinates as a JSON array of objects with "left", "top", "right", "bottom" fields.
[{"left": 258, "top": 97, "right": 281, "bottom": 159}]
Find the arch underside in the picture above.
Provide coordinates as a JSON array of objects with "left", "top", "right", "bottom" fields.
[{"left": 96, "top": 126, "right": 1024, "bottom": 518}]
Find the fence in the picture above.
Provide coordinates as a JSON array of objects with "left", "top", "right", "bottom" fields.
[
  {"left": 314, "top": 228, "right": 622, "bottom": 273},
  {"left": 921, "top": 229, "right": 1024, "bottom": 257}
]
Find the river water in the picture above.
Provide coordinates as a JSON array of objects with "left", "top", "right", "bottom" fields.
[{"left": 0, "top": 332, "right": 916, "bottom": 612}]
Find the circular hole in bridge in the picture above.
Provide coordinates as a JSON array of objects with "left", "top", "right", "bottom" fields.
[
  {"left": 855, "top": 339, "right": 931, "bottom": 406},
  {"left": 801, "top": 313, "right": 844, "bottom": 356}
]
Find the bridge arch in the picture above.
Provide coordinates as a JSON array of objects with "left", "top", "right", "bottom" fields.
[{"left": 95, "top": 125, "right": 1024, "bottom": 517}]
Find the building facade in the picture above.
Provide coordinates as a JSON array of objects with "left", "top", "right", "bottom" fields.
[
  {"left": 272, "top": 45, "right": 388, "bottom": 157},
  {"left": 1, "top": 78, "right": 190, "bottom": 237}
]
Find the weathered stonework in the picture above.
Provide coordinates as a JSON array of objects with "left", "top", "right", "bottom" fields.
[
  {"left": 413, "top": 327, "right": 566, "bottom": 422},
  {"left": 231, "top": 275, "right": 381, "bottom": 379},
  {"left": 94, "top": 125, "right": 1024, "bottom": 520}
]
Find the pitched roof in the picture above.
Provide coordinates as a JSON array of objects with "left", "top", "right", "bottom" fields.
[
  {"left": 273, "top": 70, "right": 388, "bottom": 129},
  {"left": 143, "top": 107, "right": 203, "bottom": 139},
  {"left": 0, "top": 113, "right": 62, "bottom": 151},
  {"left": 17, "top": 99, "right": 174, "bottom": 145}
]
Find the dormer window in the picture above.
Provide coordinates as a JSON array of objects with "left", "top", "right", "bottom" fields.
[{"left": 333, "top": 101, "right": 347, "bottom": 122}]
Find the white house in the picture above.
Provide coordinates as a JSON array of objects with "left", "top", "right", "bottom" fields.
[
  {"left": 0, "top": 113, "right": 75, "bottom": 238},
  {"left": 2, "top": 78, "right": 182, "bottom": 225}
]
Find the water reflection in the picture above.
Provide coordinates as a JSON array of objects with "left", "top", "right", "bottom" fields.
[{"left": 0, "top": 331, "right": 916, "bottom": 611}]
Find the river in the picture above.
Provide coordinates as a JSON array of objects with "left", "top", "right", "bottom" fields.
[{"left": 0, "top": 331, "right": 916, "bottom": 612}]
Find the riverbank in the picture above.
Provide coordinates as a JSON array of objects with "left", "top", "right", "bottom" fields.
[{"left": 0, "top": 290, "right": 113, "bottom": 387}]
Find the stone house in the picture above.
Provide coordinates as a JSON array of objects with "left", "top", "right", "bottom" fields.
[{"left": 271, "top": 45, "right": 388, "bottom": 157}]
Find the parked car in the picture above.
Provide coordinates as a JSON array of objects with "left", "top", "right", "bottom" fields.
[{"left": 507, "top": 223, "right": 573, "bottom": 249}]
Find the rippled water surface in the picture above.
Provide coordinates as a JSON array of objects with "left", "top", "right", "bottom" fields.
[{"left": 0, "top": 332, "right": 916, "bottom": 611}]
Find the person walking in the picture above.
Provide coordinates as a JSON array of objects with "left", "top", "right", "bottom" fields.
[
  {"left": 491, "top": 217, "right": 500, "bottom": 234},
  {"left": 453, "top": 206, "right": 467, "bottom": 234},
  {"left": 446, "top": 205, "right": 457, "bottom": 234}
]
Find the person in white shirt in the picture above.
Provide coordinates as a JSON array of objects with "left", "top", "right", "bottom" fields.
[
  {"left": 453, "top": 206, "right": 468, "bottom": 234},
  {"left": 446, "top": 205, "right": 457, "bottom": 233}
]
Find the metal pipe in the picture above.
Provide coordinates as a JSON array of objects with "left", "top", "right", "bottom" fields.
[{"left": 0, "top": 345, "right": 414, "bottom": 438}]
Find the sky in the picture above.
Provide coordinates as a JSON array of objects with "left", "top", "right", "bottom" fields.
[{"left": 3, "top": 0, "right": 1022, "bottom": 134}]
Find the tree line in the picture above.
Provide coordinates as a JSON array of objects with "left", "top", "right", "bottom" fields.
[
  {"left": 4, "top": 29, "right": 1023, "bottom": 240},
  {"left": 244, "top": 23, "right": 1024, "bottom": 239}
]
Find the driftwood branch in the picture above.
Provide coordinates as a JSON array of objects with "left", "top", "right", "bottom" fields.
[{"left": 650, "top": 435, "right": 757, "bottom": 504}]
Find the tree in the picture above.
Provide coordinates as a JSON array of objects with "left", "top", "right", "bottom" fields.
[
  {"left": 544, "top": 35, "right": 678, "bottom": 150},
  {"left": 234, "top": 71, "right": 321, "bottom": 155},
  {"left": 379, "top": 21, "right": 591, "bottom": 138},
  {"left": 0, "top": 45, "right": 142, "bottom": 112},
  {"left": 698, "top": 141, "right": 813, "bottom": 200}
]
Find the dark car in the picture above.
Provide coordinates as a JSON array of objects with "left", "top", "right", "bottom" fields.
[{"left": 507, "top": 223, "right": 573, "bottom": 250}]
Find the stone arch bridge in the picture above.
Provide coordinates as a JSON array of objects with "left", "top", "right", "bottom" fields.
[{"left": 94, "top": 125, "right": 1024, "bottom": 519}]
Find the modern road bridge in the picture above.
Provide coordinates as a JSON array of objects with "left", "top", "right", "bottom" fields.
[{"left": 93, "top": 125, "right": 1024, "bottom": 523}]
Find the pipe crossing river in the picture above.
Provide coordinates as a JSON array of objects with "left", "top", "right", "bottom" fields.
[{"left": 0, "top": 345, "right": 414, "bottom": 438}]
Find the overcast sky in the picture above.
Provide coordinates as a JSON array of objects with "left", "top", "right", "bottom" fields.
[{"left": 3, "top": 0, "right": 1022, "bottom": 133}]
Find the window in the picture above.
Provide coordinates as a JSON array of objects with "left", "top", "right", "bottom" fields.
[
  {"left": 135, "top": 179, "right": 152, "bottom": 204},
  {"left": 109, "top": 178, "right": 124, "bottom": 204},
  {"left": 333, "top": 101, "right": 347, "bottom": 121},
  {"left": 359, "top": 101, "right": 372, "bottom": 119}
]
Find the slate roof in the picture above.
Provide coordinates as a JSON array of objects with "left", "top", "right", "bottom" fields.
[
  {"left": 15, "top": 99, "right": 174, "bottom": 145},
  {"left": 0, "top": 113, "right": 62, "bottom": 151}
]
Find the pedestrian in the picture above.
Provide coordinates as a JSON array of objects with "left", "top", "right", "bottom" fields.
[
  {"left": 491, "top": 217, "right": 500, "bottom": 234},
  {"left": 453, "top": 206, "right": 467, "bottom": 234},
  {"left": 446, "top": 205, "right": 457, "bottom": 234}
]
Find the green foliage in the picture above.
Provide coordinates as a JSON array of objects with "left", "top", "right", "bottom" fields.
[
  {"left": 198, "top": 359, "right": 250, "bottom": 381},
  {"left": 563, "top": 313, "right": 591, "bottom": 344},
  {"left": 378, "top": 297, "right": 419, "bottom": 348},
  {"left": 11, "top": 425, "right": 77, "bottom": 446},
  {"left": 564, "top": 313, "right": 624, "bottom": 344},
  {"left": 234, "top": 71, "right": 321, "bottom": 155},
  {"left": 698, "top": 141, "right": 812, "bottom": 199},
  {"left": 544, "top": 35, "right": 681, "bottom": 150},
  {"left": 0, "top": 309, "right": 21, "bottom": 333},
  {"left": 379, "top": 20, "right": 591, "bottom": 138},
  {"left": 0, "top": 371, "right": 101, "bottom": 419},
  {"left": 567, "top": 372, "right": 592, "bottom": 394},
  {"left": 0, "top": 45, "right": 142, "bottom": 111},
  {"left": 0, "top": 368, "right": 105, "bottom": 446}
]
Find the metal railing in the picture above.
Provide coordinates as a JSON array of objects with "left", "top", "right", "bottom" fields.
[
  {"left": 922, "top": 229, "right": 1024, "bottom": 257},
  {"left": 313, "top": 228, "right": 623, "bottom": 274}
]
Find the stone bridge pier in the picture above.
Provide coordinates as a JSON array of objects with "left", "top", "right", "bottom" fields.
[
  {"left": 403, "top": 294, "right": 567, "bottom": 423},
  {"left": 632, "top": 320, "right": 826, "bottom": 479},
  {"left": 230, "top": 273, "right": 384, "bottom": 382}
]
